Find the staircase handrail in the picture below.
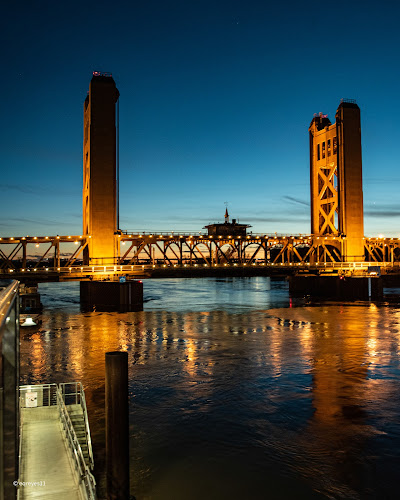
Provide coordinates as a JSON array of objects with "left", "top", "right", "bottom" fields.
[{"left": 56, "top": 387, "right": 96, "bottom": 499}]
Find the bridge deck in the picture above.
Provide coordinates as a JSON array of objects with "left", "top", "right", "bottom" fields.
[{"left": 19, "top": 406, "right": 83, "bottom": 499}]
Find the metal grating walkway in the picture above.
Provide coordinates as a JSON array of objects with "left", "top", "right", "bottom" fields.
[{"left": 19, "top": 406, "right": 83, "bottom": 499}]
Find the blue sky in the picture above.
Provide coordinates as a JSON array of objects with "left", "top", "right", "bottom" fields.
[{"left": 1, "top": 0, "right": 400, "bottom": 237}]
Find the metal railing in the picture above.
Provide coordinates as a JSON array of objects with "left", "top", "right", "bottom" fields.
[
  {"left": 19, "top": 383, "right": 96, "bottom": 499},
  {"left": 0, "top": 280, "right": 19, "bottom": 500},
  {"left": 56, "top": 388, "right": 96, "bottom": 499},
  {"left": 19, "top": 383, "right": 57, "bottom": 408},
  {"left": 2, "top": 258, "right": 400, "bottom": 278},
  {"left": 59, "top": 382, "right": 94, "bottom": 470}
]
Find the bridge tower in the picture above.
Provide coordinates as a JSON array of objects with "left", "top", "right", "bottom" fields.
[
  {"left": 309, "top": 99, "right": 364, "bottom": 261},
  {"left": 83, "top": 72, "right": 120, "bottom": 265}
]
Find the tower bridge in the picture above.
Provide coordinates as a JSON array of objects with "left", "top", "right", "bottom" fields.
[{"left": 1, "top": 74, "right": 400, "bottom": 280}]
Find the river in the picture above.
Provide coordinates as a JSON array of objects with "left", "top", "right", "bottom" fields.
[{"left": 20, "top": 277, "right": 400, "bottom": 499}]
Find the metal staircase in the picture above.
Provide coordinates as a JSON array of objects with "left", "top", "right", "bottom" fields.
[
  {"left": 67, "top": 404, "right": 91, "bottom": 467},
  {"left": 60, "top": 382, "right": 95, "bottom": 470}
]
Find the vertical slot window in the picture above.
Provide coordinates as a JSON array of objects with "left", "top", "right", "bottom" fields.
[
  {"left": 333, "top": 137, "right": 337, "bottom": 154},
  {"left": 322, "top": 142, "right": 326, "bottom": 159},
  {"left": 317, "top": 144, "right": 320, "bottom": 160},
  {"left": 327, "top": 139, "right": 331, "bottom": 157}
]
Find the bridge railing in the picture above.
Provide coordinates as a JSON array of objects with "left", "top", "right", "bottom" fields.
[{"left": 2, "top": 261, "right": 400, "bottom": 277}]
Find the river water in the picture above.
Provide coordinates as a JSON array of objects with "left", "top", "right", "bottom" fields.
[{"left": 20, "top": 277, "right": 400, "bottom": 499}]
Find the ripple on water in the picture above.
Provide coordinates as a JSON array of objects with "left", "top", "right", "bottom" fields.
[{"left": 18, "top": 280, "right": 400, "bottom": 498}]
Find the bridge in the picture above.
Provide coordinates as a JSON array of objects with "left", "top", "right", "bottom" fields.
[
  {"left": 1, "top": 233, "right": 400, "bottom": 281},
  {"left": 0, "top": 75, "right": 399, "bottom": 280}
]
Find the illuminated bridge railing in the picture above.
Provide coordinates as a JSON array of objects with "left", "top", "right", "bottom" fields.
[{"left": 1, "top": 261, "right": 399, "bottom": 278}]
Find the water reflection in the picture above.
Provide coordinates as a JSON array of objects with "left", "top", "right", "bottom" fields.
[{"left": 18, "top": 280, "right": 400, "bottom": 499}]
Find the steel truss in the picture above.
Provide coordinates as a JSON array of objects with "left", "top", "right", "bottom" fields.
[
  {"left": 0, "top": 235, "right": 88, "bottom": 270},
  {"left": 116, "top": 233, "right": 400, "bottom": 266},
  {"left": 1, "top": 233, "right": 400, "bottom": 274}
]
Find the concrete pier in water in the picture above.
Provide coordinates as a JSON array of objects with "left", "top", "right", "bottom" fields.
[
  {"left": 80, "top": 280, "right": 143, "bottom": 311},
  {"left": 289, "top": 275, "right": 383, "bottom": 300}
]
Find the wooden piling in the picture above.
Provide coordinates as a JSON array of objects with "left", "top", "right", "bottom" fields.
[{"left": 106, "top": 351, "right": 130, "bottom": 500}]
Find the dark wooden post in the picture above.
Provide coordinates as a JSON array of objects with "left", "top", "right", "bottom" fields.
[{"left": 106, "top": 351, "right": 130, "bottom": 499}]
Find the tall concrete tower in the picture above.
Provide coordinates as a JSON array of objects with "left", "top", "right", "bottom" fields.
[
  {"left": 83, "top": 72, "right": 120, "bottom": 265},
  {"left": 309, "top": 99, "right": 364, "bottom": 261}
]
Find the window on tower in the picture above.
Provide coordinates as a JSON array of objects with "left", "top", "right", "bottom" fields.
[
  {"left": 322, "top": 142, "right": 326, "bottom": 159},
  {"left": 327, "top": 139, "right": 331, "bottom": 157},
  {"left": 333, "top": 137, "right": 337, "bottom": 154},
  {"left": 317, "top": 144, "right": 320, "bottom": 160}
]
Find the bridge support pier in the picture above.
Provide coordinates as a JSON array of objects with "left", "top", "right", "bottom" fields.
[
  {"left": 289, "top": 275, "right": 383, "bottom": 300},
  {"left": 80, "top": 280, "right": 143, "bottom": 312}
]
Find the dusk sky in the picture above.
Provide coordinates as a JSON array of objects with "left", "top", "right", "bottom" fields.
[{"left": 2, "top": 0, "right": 400, "bottom": 237}]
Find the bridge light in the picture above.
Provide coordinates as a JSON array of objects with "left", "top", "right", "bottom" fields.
[
  {"left": 68, "top": 236, "right": 71, "bottom": 239},
  {"left": 74, "top": 241, "right": 79, "bottom": 245},
  {"left": 11, "top": 237, "right": 14, "bottom": 240},
  {"left": 121, "top": 241, "right": 126, "bottom": 245},
  {"left": 35, "top": 244, "right": 39, "bottom": 247}
]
